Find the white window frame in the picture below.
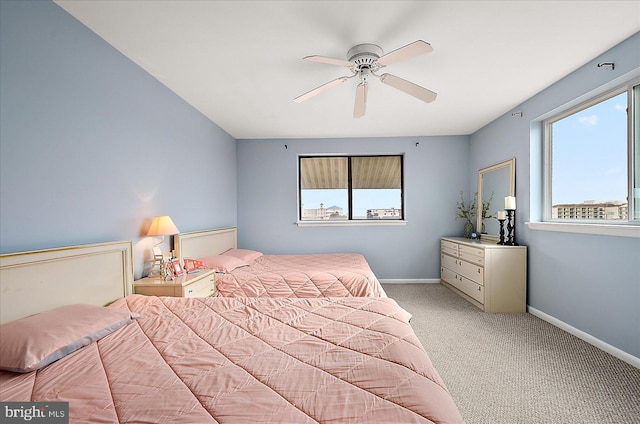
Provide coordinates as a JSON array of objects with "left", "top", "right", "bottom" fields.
[{"left": 537, "top": 77, "right": 640, "bottom": 238}]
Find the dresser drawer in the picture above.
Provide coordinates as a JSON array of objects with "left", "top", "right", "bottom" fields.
[
  {"left": 441, "top": 240, "right": 458, "bottom": 257},
  {"left": 441, "top": 266, "right": 457, "bottom": 285},
  {"left": 183, "top": 274, "right": 215, "bottom": 298},
  {"left": 441, "top": 253, "right": 458, "bottom": 270},
  {"left": 134, "top": 285, "right": 177, "bottom": 297},
  {"left": 459, "top": 245, "right": 484, "bottom": 265},
  {"left": 448, "top": 273, "right": 484, "bottom": 304},
  {"left": 458, "top": 260, "right": 484, "bottom": 285}
]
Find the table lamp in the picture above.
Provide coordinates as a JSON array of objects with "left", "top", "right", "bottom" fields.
[{"left": 147, "top": 215, "right": 179, "bottom": 278}]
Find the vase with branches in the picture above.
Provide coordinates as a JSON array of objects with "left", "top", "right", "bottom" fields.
[{"left": 456, "top": 191, "right": 477, "bottom": 238}]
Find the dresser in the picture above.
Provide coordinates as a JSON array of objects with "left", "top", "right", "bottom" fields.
[
  {"left": 440, "top": 237, "right": 527, "bottom": 313},
  {"left": 133, "top": 269, "right": 216, "bottom": 298}
]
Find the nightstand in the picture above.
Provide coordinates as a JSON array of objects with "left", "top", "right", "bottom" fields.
[{"left": 133, "top": 269, "right": 216, "bottom": 298}]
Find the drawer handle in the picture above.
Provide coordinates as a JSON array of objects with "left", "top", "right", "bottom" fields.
[
  {"left": 478, "top": 269, "right": 481, "bottom": 273},
  {"left": 188, "top": 289, "right": 193, "bottom": 293},
  {"left": 478, "top": 286, "right": 481, "bottom": 291}
]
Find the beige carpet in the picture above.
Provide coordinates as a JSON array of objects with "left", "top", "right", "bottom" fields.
[{"left": 382, "top": 283, "right": 640, "bottom": 424}]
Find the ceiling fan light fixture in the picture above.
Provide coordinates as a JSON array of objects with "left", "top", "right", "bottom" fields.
[{"left": 359, "top": 67, "right": 373, "bottom": 83}]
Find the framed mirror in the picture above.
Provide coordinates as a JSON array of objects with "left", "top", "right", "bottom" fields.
[{"left": 477, "top": 158, "right": 515, "bottom": 241}]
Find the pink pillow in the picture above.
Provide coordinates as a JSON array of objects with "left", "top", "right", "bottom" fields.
[
  {"left": 0, "top": 304, "right": 138, "bottom": 373},
  {"left": 222, "top": 248, "right": 263, "bottom": 263},
  {"left": 200, "top": 255, "right": 249, "bottom": 273}
]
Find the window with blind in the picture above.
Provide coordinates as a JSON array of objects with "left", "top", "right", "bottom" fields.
[{"left": 298, "top": 155, "right": 404, "bottom": 221}]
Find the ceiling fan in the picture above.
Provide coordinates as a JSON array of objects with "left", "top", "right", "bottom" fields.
[{"left": 294, "top": 40, "right": 437, "bottom": 118}]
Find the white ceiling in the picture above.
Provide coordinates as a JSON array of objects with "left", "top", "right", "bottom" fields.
[{"left": 54, "top": 1, "right": 639, "bottom": 140}]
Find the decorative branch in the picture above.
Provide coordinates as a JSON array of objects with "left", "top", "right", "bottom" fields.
[{"left": 456, "top": 191, "right": 477, "bottom": 221}]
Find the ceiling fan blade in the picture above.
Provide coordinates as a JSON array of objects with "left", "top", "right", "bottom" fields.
[
  {"left": 376, "top": 40, "right": 433, "bottom": 67},
  {"left": 294, "top": 77, "right": 348, "bottom": 103},
  {"left": 353, "top": 83, "right": 368, "bottom": 118},
  {"left": 303, "top": 55, "right": 355, "bottom": 67},
  {"left": 380, "top": 73, "right": 437, "bottom": 103}
]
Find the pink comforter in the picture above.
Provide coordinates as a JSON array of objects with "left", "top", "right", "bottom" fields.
[
  {"left": 0, "top": 295, "right": 464, "bottom": 423},
  {"left": 216, "top": 253, "right": 387, "bottom": 297}
]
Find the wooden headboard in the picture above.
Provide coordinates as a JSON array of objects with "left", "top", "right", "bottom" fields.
[
  {"left": 0, "top": 241, "right": 133, "bottom": 324},
  {"left": 175, "top": 227, "right": 237, "bottom": 261}
]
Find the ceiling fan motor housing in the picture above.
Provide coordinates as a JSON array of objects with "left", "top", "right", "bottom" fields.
[{"left": 347, "top": 44, "right": 383, "bottom": 71}]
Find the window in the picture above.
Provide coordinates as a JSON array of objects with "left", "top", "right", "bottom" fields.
[
  {"left": 298, "top": 155, "right": 404, "bottom": 222},
  {"left": 544, "top": 80, "right": 639, "bottom": 224}
]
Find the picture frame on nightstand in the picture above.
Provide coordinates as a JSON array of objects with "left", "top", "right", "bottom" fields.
[
  {"left": 171, "top": 258, "right": 184, "bottom": 277},
  {"left": 163, "top": 261, "right": 175, "bottom": 280},
  {"left": 183, "top": 257, "right": 197, "bottom": 273}
]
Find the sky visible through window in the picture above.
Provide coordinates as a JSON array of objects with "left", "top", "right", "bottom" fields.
[{"left": 552, "top": 92, "right": 627, "bottom": 205}]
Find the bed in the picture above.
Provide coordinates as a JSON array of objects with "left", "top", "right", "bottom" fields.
[
  {"left": 175, "top": 227, "right": 387, "bottom": 298},
  {"left": 0, "top": 241, "right": 464, "bottom": 423}
]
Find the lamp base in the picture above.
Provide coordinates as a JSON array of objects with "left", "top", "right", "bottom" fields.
[
  {"left": 149, "top": 254, "right": 165, "bottom": 279},
  {"left": 149, "top": 237, "right": 171, "bottom": 279}
]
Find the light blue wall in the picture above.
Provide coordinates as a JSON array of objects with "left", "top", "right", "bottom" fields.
[
  {"left": 236, "top": 136, "right": 470, "bottom": 279},
  {"left": 0, "top": 1, "right": 237, "bottom": 278},
  {"left": 470, "top": 33, "right": 640, "bottom": 358}
]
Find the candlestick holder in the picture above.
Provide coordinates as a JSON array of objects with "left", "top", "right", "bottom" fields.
[
  {"left": 497, "top": 218, "right": 506, "bottom": 245},
  {"left": 506, "top": 209, "right": 518, "bottom": 246}
]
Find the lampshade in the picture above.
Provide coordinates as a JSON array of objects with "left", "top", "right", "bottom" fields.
[{"left": 147, "top": 216, "right": 179, "bottom": 236}]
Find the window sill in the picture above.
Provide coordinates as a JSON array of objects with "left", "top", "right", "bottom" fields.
[
  {"left": 296, "top": 220, "right": 408, "bottom": 227},
  {"left": 526, "top": 221, "right": 640, "bottom": 238}
]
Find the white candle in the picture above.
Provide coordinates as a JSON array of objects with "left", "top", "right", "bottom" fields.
[
  {"left": 505, "top": 196, "right": 516, "bottom": 210},
  {"left": 497, "top": 211, "right": 507, "bottom": 220}
]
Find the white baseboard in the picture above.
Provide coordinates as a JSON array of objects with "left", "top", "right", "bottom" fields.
[
  {"left": 527, "top": 306, "right": 640, "bottom": 369},
  {"left": 379, "top": 278, "right": 441, "bottom": 284}
]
